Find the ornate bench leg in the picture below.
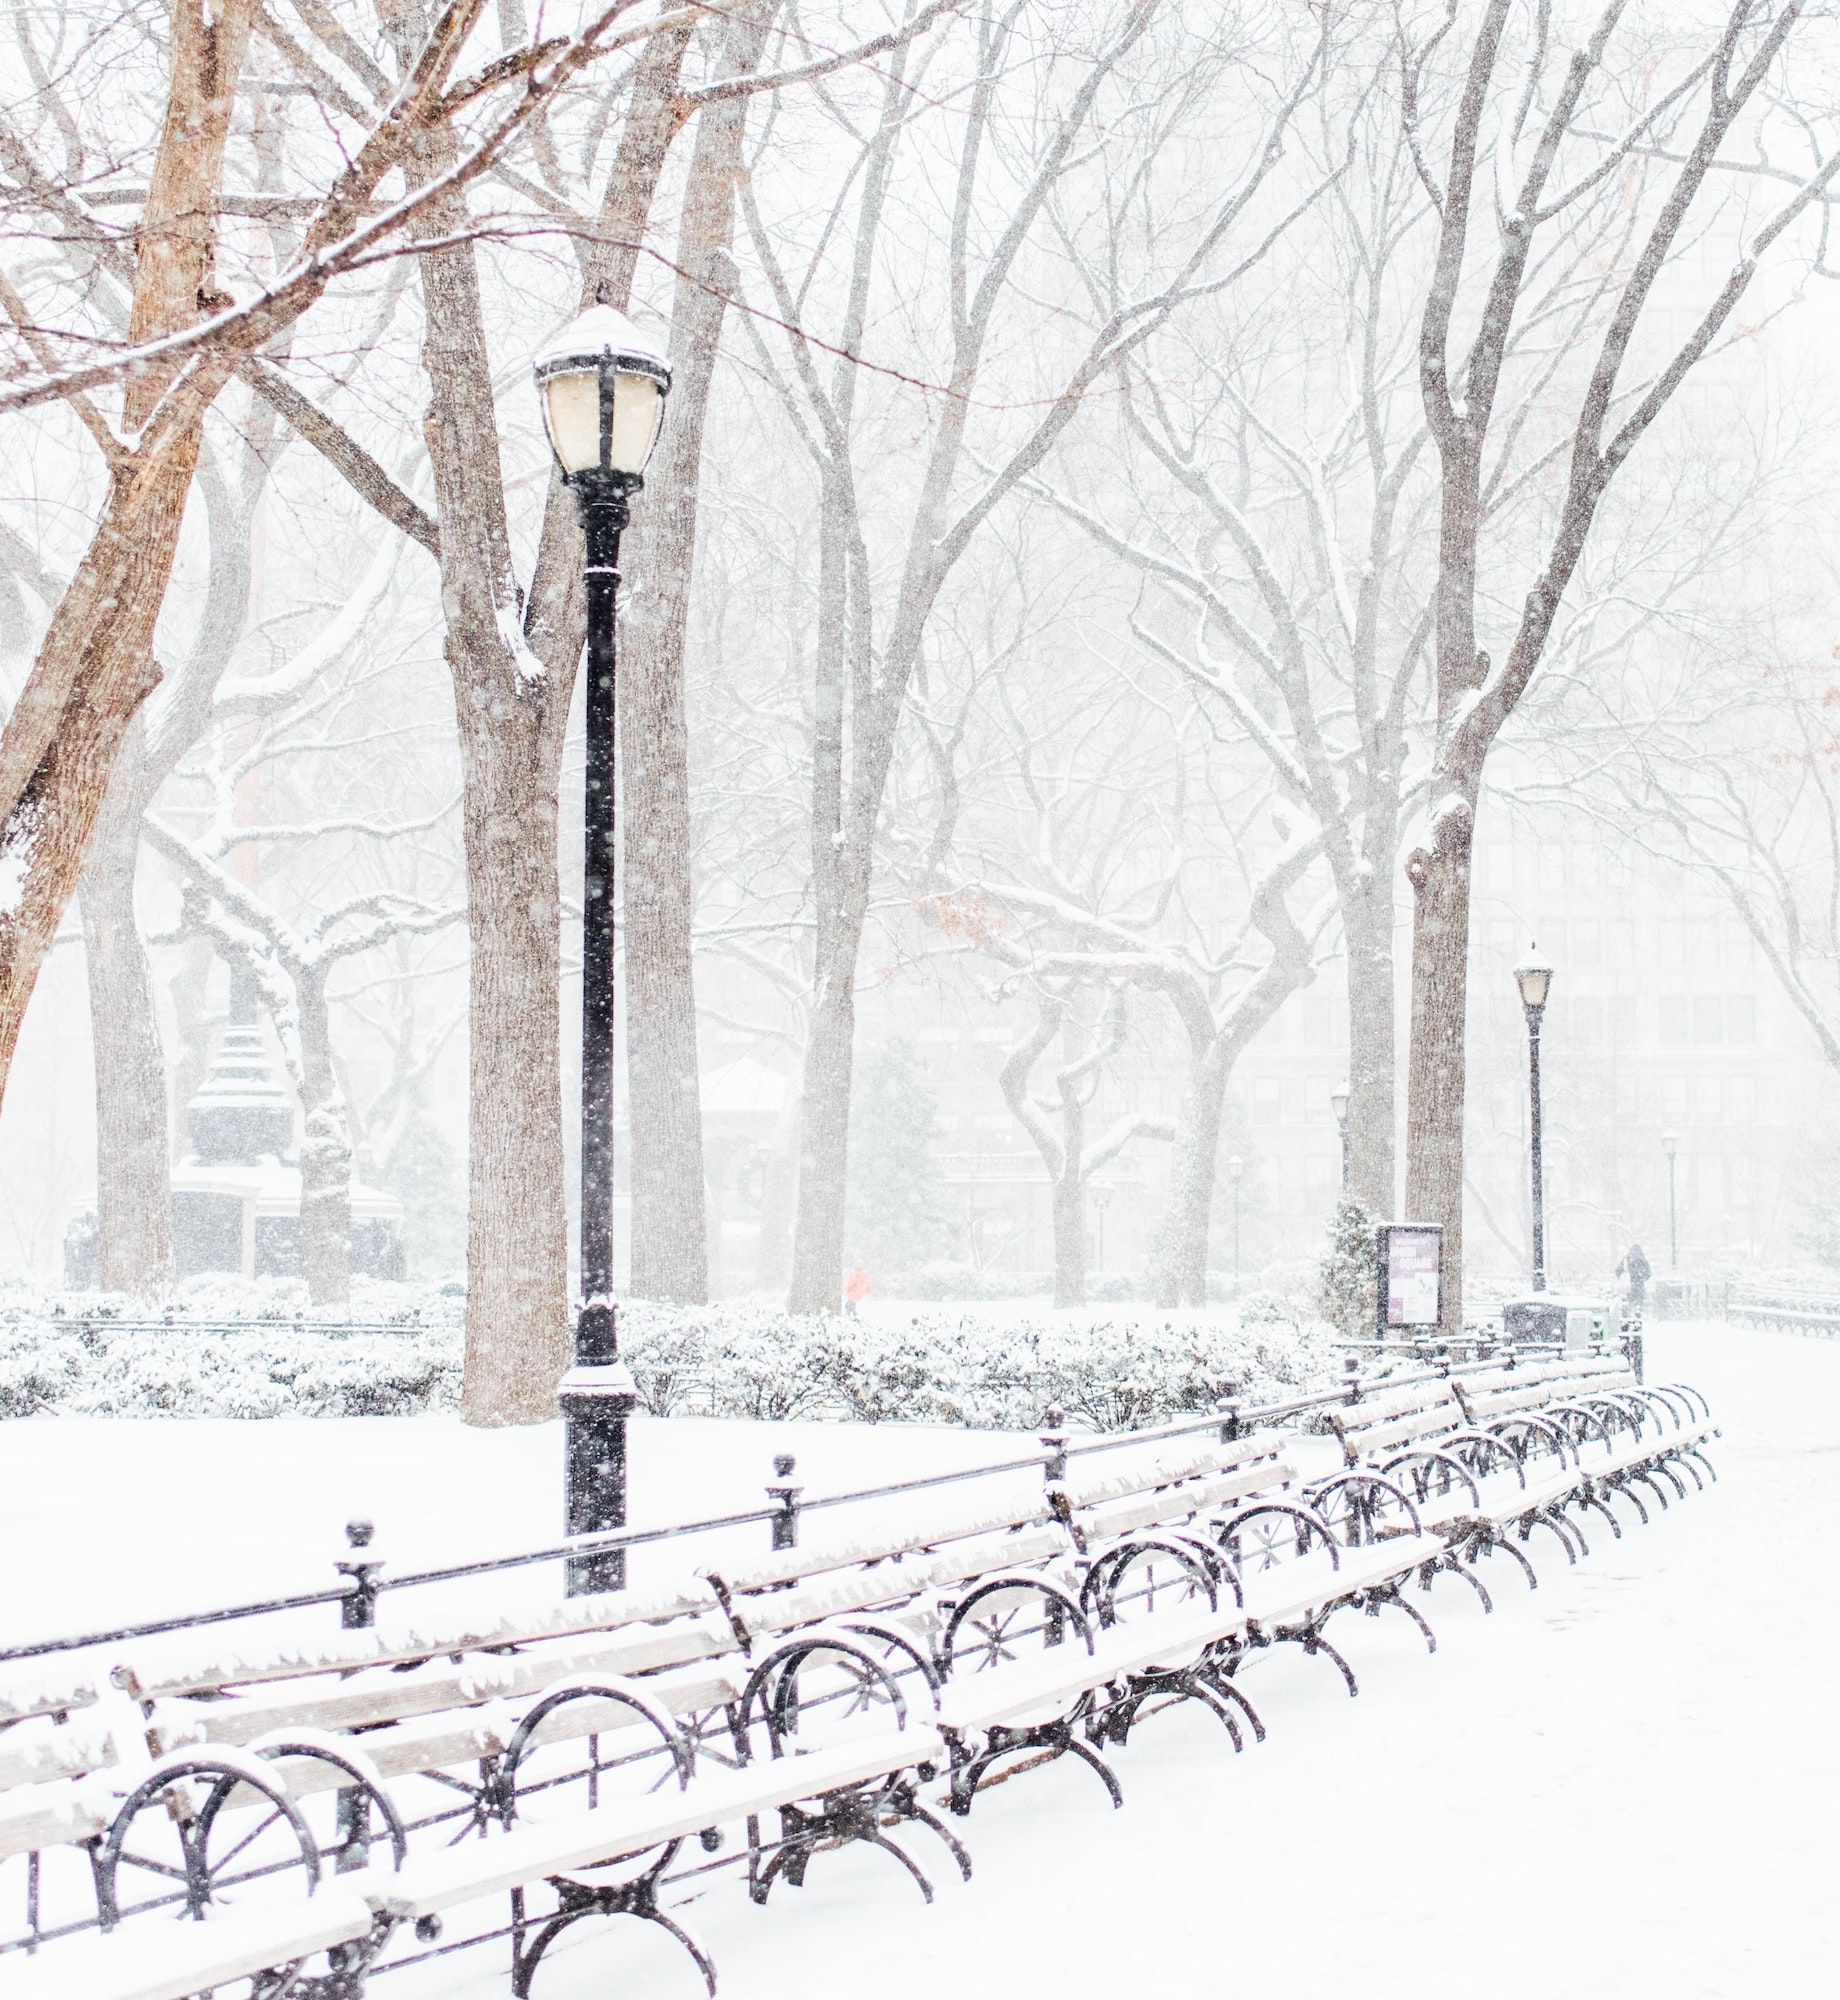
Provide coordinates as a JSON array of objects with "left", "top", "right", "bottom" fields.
[
  {"left": 1523, "top": 1507, "right": 1581, "bottom": 1562},
  {"left": 1372, "top": 1583, "right": 1437, "bottom": 1655},
  {"left": 1576, "top": 1490, "right": 1623, "bottom": 1541},
  {"left": 946, "top": 1718, "right": 1122, "bottom": 1815},
  {"left": 1479, "top": 1529, "right": 1540, "bottom": 1590},
  {"left": 514, "top": 1874, "right": 714, "bottom": 1997},
  {"left": 1299, "top": 1623, "right": 1359, "bottom": 1698},
  {"left": 1436, "top": 1551, "right": 1494, "bottom": 1613},
  {"left": 903, "top": 1798, "right": 974, "bottom": 1883}
]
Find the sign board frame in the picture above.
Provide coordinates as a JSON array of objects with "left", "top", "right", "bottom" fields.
[{"left": 1376, "top": 1222, "right": 1444, "bottom": 1335}]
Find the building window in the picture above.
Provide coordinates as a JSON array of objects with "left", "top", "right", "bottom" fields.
[
  {"left": 1726, "top": 1074, "right": 1758, "bottom": 1122},
  {"left": 1659, "top": 919, "right": 1688, "bottom": 968},
  {"left": 1251, "top": 1079, "right": 1281, "bottom": 1127},
  {"left": 1479, "top": 843, "right": 1514, "bottom": 893},
  {"left": 1301, "top": 995, "right": 1332, "bottom": 1048},
  {"left": 1692, "top": 995, "right": 1725, "bottom": 1046},
  {"left": 1726, "top": 995, "right": 1756, "bottom": 1044},
  {"left": 1572, "top": 995, "right": 1603, "bottom": 1044},
  {"left": 1659, "top": 995, "right": 1691, "bottom": 1045}
]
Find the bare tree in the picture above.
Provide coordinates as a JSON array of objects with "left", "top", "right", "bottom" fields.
[
  {"left": 740, "top": 0, "right": 1337, "bottom": 1311},
  {"left": 1399, "top": 0, "right": 1840, "bottom": 1329},
  {"left": 995, "top": 987, "right": 1170, "bottom": 1307}
]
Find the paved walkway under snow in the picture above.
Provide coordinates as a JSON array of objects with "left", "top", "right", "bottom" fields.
[{"left": 8, "top": 1320, "right": 1829, "bottom": 1996}]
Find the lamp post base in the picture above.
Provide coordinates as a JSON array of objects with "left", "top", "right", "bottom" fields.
[{"left": 560, "top": 1361, "right": 639, "bottom": 1596}]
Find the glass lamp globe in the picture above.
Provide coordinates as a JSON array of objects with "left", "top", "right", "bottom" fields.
[
  {"left": 534, "top": 303, "right": 671, "bottom": 480},
  {"left": 1513, "top": 942, "right": 1553, "bottom": 1014}
]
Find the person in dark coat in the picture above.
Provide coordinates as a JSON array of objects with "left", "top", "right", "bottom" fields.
[{"left": 1616, "top": 1241, "right": 1652, "bottom": 1313}]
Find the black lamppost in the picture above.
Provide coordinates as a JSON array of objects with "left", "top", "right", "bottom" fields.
[
  {"left": 1514, "top": 942, "right": 1553, "bottom": 1292},
  {"left": 535, "top": 302, "right": 671, "bottom": 1596},
  {"left": 1330, "top": 1082, "right": 1350, "bottom": 1190},
  {"left": 1662, "top": 1126, "right": 1679, "bottom": 1271},
  {"left": 1228, "top": 1154, "right": 1244, "bottom": 1281}
]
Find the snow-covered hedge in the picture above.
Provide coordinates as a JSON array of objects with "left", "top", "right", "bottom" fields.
[
  {"left": 0, "top": 1289, "right": 1336, "bottom": 1430},
  {"left": 0, "top": 1317, "right": 461, "bottom": 1420},
  {"left": 608, "top": 1297, "right": 1336, "bottom": 1431}
]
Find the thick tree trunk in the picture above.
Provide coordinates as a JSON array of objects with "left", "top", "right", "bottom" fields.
[
  {"left": 1050, "top": 1170, "right": 1087, "bottom": 1311},
  {"left": 1403, "top": 788, "right": 1477, "bottom": 1337},
  {"left": 1153, "top": 1040, "right": 1227, "bottom": 1309},
  {"left": 295, "top": 969, "right": 352, "bottom": 1309},
  {"left": 390, "top": 55, "right": 573, "bottom": 1421},
  {"left": 613, "top": 19, "right": 777, "bottom": 1302},
  {"left": 1, "top": 442, "right": 207, "bottom": 1100},
  {"left": 787, "top": 944, "right": 859, "bottom": 1315},
  {"left": 457, "top": 722, "right": 571, "bottom": 1419},
  {"left": 1343, "top": 881, "right": 1396, "bottom": 1218},
  {"left": 78, "top": 793, "right": 173, "bottom": 1297}
]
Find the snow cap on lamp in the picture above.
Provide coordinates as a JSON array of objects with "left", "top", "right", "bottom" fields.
[
  {"left": 1514, "top": 940, "right": 1553, "bottom": 1013},
  {"left": 534, "top": 302, "right": 671, "bottom": 480}
]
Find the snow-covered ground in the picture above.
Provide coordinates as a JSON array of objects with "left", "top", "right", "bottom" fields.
[{"left": 6, "top": 1319, "right": 1831, "bottom": 1997}]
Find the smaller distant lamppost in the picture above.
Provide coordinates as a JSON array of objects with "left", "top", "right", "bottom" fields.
[
  {"left": 1228, "top": 1154, "right": 1245, "bottom": 1281},
  {"left": 1514, "top": 942, "right": 1554, "bottom": 1293},
  {"left": 1663, "top": 1126, "right": 1679, "bottom": 1272},
  {"left": 1330, "top": 1082, "right": 1350, "bottom": 1189},
  {"left": 535, "top": 299, "right": 672, "bottom": 1596}
]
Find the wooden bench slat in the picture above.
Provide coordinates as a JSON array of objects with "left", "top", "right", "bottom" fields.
[
  {"left": 358, "top": 1726, "right": 946, "bottom": 1919},
  {"left": 5, "top": 1889, "right": 375, "bottom": 2000}
]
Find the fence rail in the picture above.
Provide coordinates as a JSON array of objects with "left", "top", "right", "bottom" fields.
[
  {"left": 1724, "top": 1285, "right": 1840, "bottom": 1336},
  {"left": 1, "top": 1354, "right": 1504, "bottom": 1671}
]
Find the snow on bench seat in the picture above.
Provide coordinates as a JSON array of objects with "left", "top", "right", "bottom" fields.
[
  {"left": 250, "top": 1661, "right": 748, "bottom": 1804},
  {"left": 116, "top": 1573, "right": 724, "bottom": 1702},
  {"left": 934, "top": 1598, "right": 1249, "bottom": 1737},
  {"left": 0, "top": 1665, "right": 99, "bottom": 1728},
  {"left": 0, "top": 1771, "right": 117, "bottom": 1860},
  {"left": 1070, "top": 1451, "right": 1300, "bottom": 1546},
  {"left": 1409, "top": 1465, "right": 1575, "bottom": 1535},
  {"left": 5, "top": 1887, "right": 374, "bottom": 2000},
  {"left": 144, "top": 1611, "right": 738, "bottom": 1749},
  {"left": 354, "top": 1726, "right": 947, "bottom": 1921},
  {"left": 1238, "top": 1533, "right": 1445, "bottom": 1628},
  {"left": 1329, "top": 1382, "right": 1468, "bottom": 1461}
]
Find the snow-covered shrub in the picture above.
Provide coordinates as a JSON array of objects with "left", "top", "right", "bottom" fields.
[
  {"left": 0, "top": 1291, "right": 1336, "bottom": 1431},
  {"left": 0, "top": 1327, "right": 83, "bottom": 1417},
  {"left": 619, "top": 1301, "right": 1337, "bottom": 1431},
  {"left": 0, "top": 1302, "right": 463, "bottom": 1421},
  {"left": 1315, "top": 1196, "right": 1381, "bottom": 1340}
]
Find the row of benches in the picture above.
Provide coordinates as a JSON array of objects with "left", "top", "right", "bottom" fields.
[{"left": 1, "top": 1345, "right": 1716, "bottom": 2000}]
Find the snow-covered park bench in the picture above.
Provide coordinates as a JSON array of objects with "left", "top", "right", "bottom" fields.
[
  {"left": 0, "top": 1408, "right": 1433, "bottom": 1996},
  {"left": 1326, "top": 1348, "right": 1718, "bottom": 1596},
  {"left": 0, "top": 1377, "right": 1606, "bottom": 1998},
  {"left": 1450, "top": 1351, "right": 1719, "bottom": 1530}
]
